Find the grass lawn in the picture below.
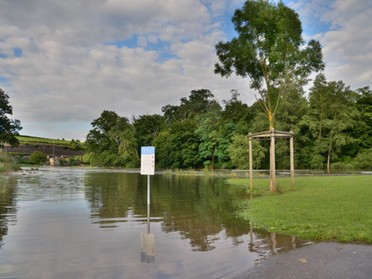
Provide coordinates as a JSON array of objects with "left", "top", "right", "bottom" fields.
[{"left": 228, "top": 175, "right": 372, "bottom": 244}]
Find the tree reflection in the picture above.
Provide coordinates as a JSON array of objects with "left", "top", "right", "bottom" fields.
[
  {"left": 84, "top": 172, "right": 249, "bottom": 251},
  {"left": 0, "top": 176, "right": 18, "bottom": 247}
]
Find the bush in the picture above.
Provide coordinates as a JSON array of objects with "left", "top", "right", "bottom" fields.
[
  {"left": 353, "top": 149, "right": 372, "bottom": 170},
  {"left": 29, "top": 151, "right": 47, "bottom": 165},
  {"left": 60, "top": 156, "right": 82, "bottom": 166},
  {"left": 331, "top": 161, "right": 356, "bottom": 170},
  {"left": 0, "top": 152, "right": 20, "bottom": 172}
]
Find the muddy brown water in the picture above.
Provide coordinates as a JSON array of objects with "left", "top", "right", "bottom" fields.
[{"left": 0, "top": 167, "right": 312, "bottom": 278}]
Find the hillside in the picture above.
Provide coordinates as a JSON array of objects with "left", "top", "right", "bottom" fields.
[
  {"left": 16, "top": 135, "right": 72, "bottom": 146},
  {"left": 4, "top": 135, "right": 84, "bottom": 157}
]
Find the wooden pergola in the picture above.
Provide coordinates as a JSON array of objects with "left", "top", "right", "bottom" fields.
[{"left": 248, "top": 129, "right": 295, "bottom": 193}]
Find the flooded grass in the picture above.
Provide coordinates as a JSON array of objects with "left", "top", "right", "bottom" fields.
[{"left": 232, "top": 175, "right": 372, "bottom": 243}]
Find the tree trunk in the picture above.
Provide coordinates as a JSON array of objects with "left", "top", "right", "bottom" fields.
[
  {"left": 270, "top": 128, "right": 276, "bottom": 192},
  {"left": 327, "top": 149, "right": 331, "bottom": 174},
  {"left": 210, "top": 145, "right": 216, "bottom": 170},
  {"left": 268, "top": 110, "right": 276, "bottom": 192}
]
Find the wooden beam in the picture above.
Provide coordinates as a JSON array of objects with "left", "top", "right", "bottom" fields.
[
  {"left": 249, "top": 130, "right": 294, "bottom": 139},
  {"left": 249, "top": 134, "right": 253, "bottom": 197},
  {"left": 270, "top": 128, "right": 276, "bottom": 192},
  {"left": 290, "top": 132, "right": 295, "bottom": 190}
]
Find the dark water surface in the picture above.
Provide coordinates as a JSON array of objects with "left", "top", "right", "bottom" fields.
[{"left": 0, "top": 168, "right": 309, "bottom": 279}]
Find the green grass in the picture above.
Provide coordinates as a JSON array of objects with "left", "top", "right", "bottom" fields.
[
  {"left": 16, "top": 135, "right": 70, "bottom": 146},
  {"left": 0, "top": 152, "right": 20, "bottom": 173},
  {"left": 229, "top": 176, "right": 372, "bottom": 244}
]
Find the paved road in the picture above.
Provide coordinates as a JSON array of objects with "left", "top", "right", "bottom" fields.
[{"left": 234, "top": 242, "right": 372, "bottom": 279}]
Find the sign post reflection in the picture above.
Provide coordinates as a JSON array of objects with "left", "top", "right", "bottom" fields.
[{"left": 140, "top": 203, "right": 155, "bottom": 263}]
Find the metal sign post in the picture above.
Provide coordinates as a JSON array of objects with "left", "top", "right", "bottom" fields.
[
  {"left": 140, "top": 146, "right": 155, "bottom": 205},
  {"left": 140, "top": 146, "right": 155, "bottom": 263}
]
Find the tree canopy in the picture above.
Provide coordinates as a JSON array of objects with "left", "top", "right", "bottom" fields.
[
  {"left": 83, "top": 84, "right": 372, "bottom": 172},
  {"left": 0, "top": 88, "right": 22, "bottom": 147},
  {"left": 214, "top": 0, "right": 324, "bottom": 129}
]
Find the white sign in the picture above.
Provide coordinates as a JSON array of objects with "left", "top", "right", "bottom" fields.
[{"left": 141, "top": 146, "right": 155, "bottom": 175}]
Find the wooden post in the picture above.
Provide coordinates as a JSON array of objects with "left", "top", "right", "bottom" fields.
[
  {"left": 290, "top": 132, "right": 295, "bottom": 190},
  {"left": 249, "top": 134, "right": 253, "bottom": 197},
  {"left": 269, "top": 128, "right": 276, "bottom": 192}
]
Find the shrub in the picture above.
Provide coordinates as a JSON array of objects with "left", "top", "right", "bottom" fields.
[
  {"left": 29, "top": 151, "right": 47, "bottom": 165},
  {"left": 0, "top": 152, "right": 20, "bottom": 172},
  {"left": 353, "top": 149, "right": 372, "bottom": 170}
]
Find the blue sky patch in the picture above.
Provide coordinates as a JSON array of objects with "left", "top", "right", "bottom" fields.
[
  {"left": 0, "top": 76, "right": 10, "bottom": 85},
  {"left": 13, "top": 47, "right": 23, "bottom": 57},
  {"left": 0, "top": 53, "right": 9, "bottom": 59},
  {"left": 106, "top": 35, "right": 138, "bottom": 48}
]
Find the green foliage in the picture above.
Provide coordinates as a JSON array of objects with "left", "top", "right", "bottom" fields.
[
  {"left": 17, "top": 135, "right": 70, "bottom": 146},
  {"left": 60, "top": 156, "right": 82, "bottom": 166},
  {"left": 29, "top": 151, "right": 47, "bottom": 165},
  {"left": 353, "top": 149, "right": 372, "bottom": 169},
  {"left": 85, "top": 81, "right": 371, "bottom": 170},
  {"left": 300, "top": 74, "right": 362, "bottom": 172},
  {"left": 154, "top": 120, "right": 201, "bottom": 169},
  {"left": 0, "top": 152, "right": 20, "bottom": 172},
  {"left": 236, "top": 176, "right": 372, "bottom": 243},
  {"left": 85, "top": 110, "right": 138, "bottom": 167},
  {"left": 133, "top": 114, "right": 164, "bottom": 147},
  {"left": 162, "top": 89, "right": 215, "bottom": 122},
  {"left": 228, "top": 134, "right": 265, "bottom": 169},
  {"left": 69, "top": 139, "right": 83, "bottom": 150},
  {"left": 0, "top": 88, "right": 22, "bottom": 147},
  {"left": 214, "top": 0, "right": 324, "bottom": 128}
]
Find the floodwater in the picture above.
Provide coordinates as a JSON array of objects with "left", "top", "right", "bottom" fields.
[{"left": 0, "top": 168, "right": 310, "bottom": 279}]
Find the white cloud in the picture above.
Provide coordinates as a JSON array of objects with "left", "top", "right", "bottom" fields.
[
  {"left": 0, "top": 0, "right": 252, "bottom": 140},
  {"left": 4, "top": 0, "right": 369, "bottom": 140},
  {"left": 319, "top": 0, "right": 372, "bottom": 88}
]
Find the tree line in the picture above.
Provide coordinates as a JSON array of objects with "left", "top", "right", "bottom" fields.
[
  {"left": 1, "top": 1, "right": 371, "bottom": 171},
  {"left": 84, "top": 79, "right": 372, "bottom": 171}
]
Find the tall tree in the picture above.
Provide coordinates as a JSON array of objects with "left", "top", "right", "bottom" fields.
[
  {"left": 0, "top": 88, "right": 22, "bottom": 147},
  {"left": 354, "top": 87, "right": 372, "bottom": 150},
  {"left": 215, "top": 0, "right": 324, "bottom": 191},
  {"left": 195, "top": 100, "right": 222, "bottom": 169},
  {"left": 162, "top": 89, "right": 216, "bottom": 123},
  {"left": 300, "top": 74, "right": 359, "bottom": 173},
  {"left": 133, "top": 114, "right": 164, "bottom": 148},
  {"left": 214, "top": 0, "right": 324, "bottom": 130},
  {"left": 154, "top": 120, "right": 201, "bottom": 169},
  {"left": 85, "top": 110, "right": 136, "bottom": 167}
]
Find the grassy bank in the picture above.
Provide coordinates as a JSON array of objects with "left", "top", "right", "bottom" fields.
[
  {"left": 229, "top": 175, "right": 372, "bottom": 244},
  {"left": 0, "top": 152, "right": 20, "bottom": 173},
  {"left": 16, "top": 135, "right": 70, "bottom": 146}
]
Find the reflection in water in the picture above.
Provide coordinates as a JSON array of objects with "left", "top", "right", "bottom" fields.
[
  {"left": 0, "top": 176, "right": 18, "bottom": 247},
  {"left": 140, "top": 204, "right": 155, "bottom": 263},
  {"left": 0, "top": 168, "right": 313, "bottom": 278},
  {"left": 84, "top": 172, "right": 250, "bottom": 251},
  {"left": 248, "top": 221, "right": 311, "bottom": 260}
]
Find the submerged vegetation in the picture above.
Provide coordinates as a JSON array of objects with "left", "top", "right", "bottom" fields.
[{"left": 230, "top": 175, "right": 372, "bottom": 243}]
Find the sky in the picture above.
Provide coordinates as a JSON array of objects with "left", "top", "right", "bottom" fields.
[{"left": 0, "top": 0, "right": 371, "bottom": 141}]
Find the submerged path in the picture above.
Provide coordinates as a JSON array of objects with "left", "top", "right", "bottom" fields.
[{"left": 234, "top": 242, "right": 372, "bottom": 279}]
